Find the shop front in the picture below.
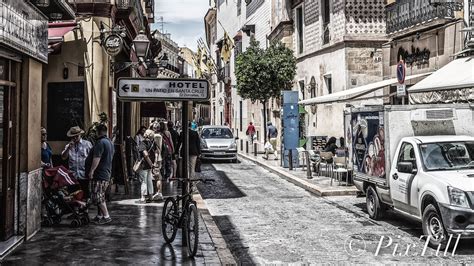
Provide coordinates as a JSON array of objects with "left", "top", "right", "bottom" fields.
[{"left": 0, "top": 0, "right": 48, "bottom": 257}]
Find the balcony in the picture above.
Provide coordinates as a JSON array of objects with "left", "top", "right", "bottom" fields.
[
  {"left": 116, "top": 0, "right": 131, "bottom": 10},
  {"left": 386, "top": 0, "right": 455, "bottom": 34},
  {"left": 66, "top": 0, "right": 112, "bottom": 16},
  {"left": 145, "top": 0, "right": 154, "bottom": 14}
]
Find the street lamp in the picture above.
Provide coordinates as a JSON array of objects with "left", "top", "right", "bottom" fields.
[
  {"left": 133, "top": 30, "right": 150, "bottom": 58},
  {"left": 160, "top": 53, "right": 169, "bottom": 68}
]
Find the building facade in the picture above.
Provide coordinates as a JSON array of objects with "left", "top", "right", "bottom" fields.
[
  {"left": 293, "top": 0, "right": 387, "bottom": 142},
  {"left": 0, "top": 0, "right": 75, "bottom": 257},
  {"left": 383, "top": 0, "right": 467, "bottom": 104},
  {"left": 206, "top": 0, "right": 275, "bottom": 144}
]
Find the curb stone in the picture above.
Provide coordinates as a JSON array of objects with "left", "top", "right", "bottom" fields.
[
  {"left": 195, "top": 192, "right": 237, "bottom": 265},
  {"left": 238, "top": 153, "right": 358, "bottom": 197}
]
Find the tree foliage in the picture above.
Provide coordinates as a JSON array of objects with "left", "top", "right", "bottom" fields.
[{"left": 235, "top": 38, "right": 296, "bottom": 103}]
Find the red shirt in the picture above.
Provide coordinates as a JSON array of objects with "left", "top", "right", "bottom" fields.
[{"left": 247, "top": 125, "right": 256, "bottom": 135}]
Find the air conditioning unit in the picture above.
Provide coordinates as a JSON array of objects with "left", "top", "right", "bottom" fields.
[{"left": 411, "top": 108, "right": 457, "bottom": 121}]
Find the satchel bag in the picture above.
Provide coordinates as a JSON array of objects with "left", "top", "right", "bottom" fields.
[
  {"left": 132, "top": 140, "right": 155, "bottom": 173},
  {"left": 132, "top": 158, "right": 144, "bottom": 173}
]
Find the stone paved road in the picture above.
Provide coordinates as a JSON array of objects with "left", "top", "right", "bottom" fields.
[{"left": 199, "top": 159, "right": 474, "bottom": 264}]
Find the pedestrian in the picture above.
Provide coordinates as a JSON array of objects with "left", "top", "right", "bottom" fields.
[
  {"left": 61, "top": 126, "right": 93, "bottom": 199},
  {"left": 151, "top": 132, "right": 164, "bottom": 201},
  {"left": 324, "top": 137, "right": 338, "bottom": 155},
  {"left": 168, "top": 121, "right": 180, "bottom": 179},
  {"left": 191, "top": 120, "right": 198, "bottom": 131},
  {"left": 263, "top": 122, "right": 278, "bottom": 160},
  {"left": 245, "top": 122, "right": 256, "bottom": 145},
  {"left": 86, "top": 124, "right": 114, "bottom": 225},
  {"left": 180, "top": 122, "right": 201, "bottom": 179},
  {"left": 41, "top": 127, "right": 53, "bottom": 168},
  {"left": 137, "top": 129, "right": 161, "bottom": 203},
  {"left": 158, "top": 121, "right": 174, "bottom": 181}
]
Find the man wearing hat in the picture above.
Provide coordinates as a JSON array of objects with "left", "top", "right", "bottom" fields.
[{"left": 61, "top": 126, "right": 93, "bottom": 198}]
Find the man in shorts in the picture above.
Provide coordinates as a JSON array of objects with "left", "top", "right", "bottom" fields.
[{"left": 86, "top": 124, "right": 114, "bottom": 225}]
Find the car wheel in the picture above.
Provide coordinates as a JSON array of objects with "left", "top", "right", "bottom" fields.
[
  {"left": 366, "top": 186, "right": 385, "bottom": 220},
  {"left": 422, "top": 204, "right": 449, "bottom": 249}
]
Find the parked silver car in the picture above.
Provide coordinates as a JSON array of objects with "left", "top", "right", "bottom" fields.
[{"left": 200, "top": 126, "right": 238, "bottom": 162}]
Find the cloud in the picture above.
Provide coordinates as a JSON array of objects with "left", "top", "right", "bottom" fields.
[
  {"left": 152, "top": 0, "right": 209, "bottom": 51},
  {"left": 154, "top": 0, "right": 210, "bottom": 23}
]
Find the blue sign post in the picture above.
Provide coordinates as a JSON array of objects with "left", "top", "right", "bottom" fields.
[{"left": 281, "top": 91, "right": 300, "bottom": 168}]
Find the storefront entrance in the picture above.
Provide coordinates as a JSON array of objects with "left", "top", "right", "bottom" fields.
[{"left": 0, "top": 58, "right": 18, "bottom": 241}]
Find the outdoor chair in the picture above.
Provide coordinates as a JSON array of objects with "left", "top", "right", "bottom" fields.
[
  {"left": 332, "top": 156, "right": 349, "bottom": 186},
  {"left": 296, "top": 147, "right": 307, "bottom": 170},
  {"left": 317, "top": 152, "right": 333, "bottom": 178}
]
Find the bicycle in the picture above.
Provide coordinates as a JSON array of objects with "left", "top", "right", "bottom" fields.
[{"left": 161, "top": 177, "right": 214, "bottom": 257}]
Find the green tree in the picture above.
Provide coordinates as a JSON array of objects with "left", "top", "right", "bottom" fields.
[{"left": 235, "top": 38, "right": 296, "bottom": 142}]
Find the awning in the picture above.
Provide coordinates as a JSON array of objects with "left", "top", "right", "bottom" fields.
[
  {"left": 48, "top": 21, "right": 77, "bottom": 42},
  {"left": 299, "top": 73, "right": 431, "bottom": 105},
  {"left": 408, "top": 56, "right": 474, "bottom": 93}
]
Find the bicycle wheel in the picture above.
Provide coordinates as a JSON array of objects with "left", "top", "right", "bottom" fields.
[
  {"left": 185, "top": 203, "right": 199, "bottom": 257},
  {"left": 162, "top": 197, "right": 178, "bottom": 243}
]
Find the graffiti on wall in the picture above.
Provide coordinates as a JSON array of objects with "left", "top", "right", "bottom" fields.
[{"left": 351, "top": 112, "right": 385, "bottom": 178}]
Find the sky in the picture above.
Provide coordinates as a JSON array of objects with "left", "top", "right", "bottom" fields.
[{"left": 152, "top": 0, "right": 210, "bottom": 52}]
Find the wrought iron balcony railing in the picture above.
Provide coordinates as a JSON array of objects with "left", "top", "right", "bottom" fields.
[
  {"left": 116, "top": 0, "right": 131, "bottom": 9},
  {"left": 386, "top": 0, "right": 455, "bottom": 34}
]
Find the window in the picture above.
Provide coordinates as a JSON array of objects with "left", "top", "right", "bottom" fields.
[
  {"left": 299, "top": 80, "right": 305, "bottom": 100},
  {"left": 397, "top": 142, "right": 417, "bottom": 170},
  {"left": 47, "top": 82, "right": 85, "bottom": 141},
  {"left": 310, "top": 86, "right": 316, "bottom": 98},
  {"left": 237, "top": 0, "right": 242, "bottom": 16},
  {"left": 324, "top": 75, "right": 332, "bottom": 94},
  {"left": 322, "top": 0, "right": 330, "bottom": 45},
  {"left": 201, "top": 127, "right": 233, "bottom": 139},
  {"left": 296, "top": 6, "right": 304, "bottom": 54},
  {"left": 234, "top": 40, "right": 242, "bottom": 65}
]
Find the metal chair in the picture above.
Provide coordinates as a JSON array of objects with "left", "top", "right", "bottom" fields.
[
  {"left": 318, "top": 152, "right": 334, "bottom": 178},
  {"left": 333, "top": 156, "right": 349, "bottom": 186},
  {"left": 296, "top": 147, "right": 306, "bottom": 170}
]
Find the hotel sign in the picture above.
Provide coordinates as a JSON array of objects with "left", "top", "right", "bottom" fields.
[
  {"left": 0, "top": 0, "right": 48, "bottom": 63},
  {"left": 118, "top": 78, "right": 210, "bottom": 102}
]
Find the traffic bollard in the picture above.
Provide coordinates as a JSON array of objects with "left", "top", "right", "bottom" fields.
[
  {"left": 240, "top": 139, "right": 243, "bottom": 151},
  {"left": 306, "top": 152, "right": 312, "bottom": 179},
  {"left": 246, "top": 141, "right": 249, "bottom": 154},
  {"left": 254, "top": 143, "right": 257, "bottom": 157},
  {"left": 289, "top": 149, "right": 293, "bottom": 170}
]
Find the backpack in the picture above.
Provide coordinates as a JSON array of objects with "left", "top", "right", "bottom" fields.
[{"left": 161, "top": 133, "right": 173, "bottom": 157}]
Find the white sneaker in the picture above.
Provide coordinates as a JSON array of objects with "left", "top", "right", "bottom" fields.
[{"left": 152, "top": 193, "right": 163, "bottom": 201}]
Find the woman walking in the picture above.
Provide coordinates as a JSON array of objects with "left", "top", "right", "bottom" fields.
[{"left": 137, "top": 129, "right": 157, "bottom": 203}]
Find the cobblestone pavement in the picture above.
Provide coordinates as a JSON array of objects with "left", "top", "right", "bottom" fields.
[
  {"left": 200, "top": 159, "right": 474, "bottom": 264},
  {"left": 2, "top": 182, "right": 221, "bottom": 265}
]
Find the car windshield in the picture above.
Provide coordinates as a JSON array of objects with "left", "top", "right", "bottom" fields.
[
  {"left": 201, "top": 128, "right": 233, "bottom": 139},
  {"left": 420, "top": 141, "right": 474, "bottom": 171}
]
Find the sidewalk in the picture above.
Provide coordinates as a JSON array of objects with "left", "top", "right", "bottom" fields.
[
  {"left": 239, "top": 152, "right": 359, "bottom": 197},
  {"left": 2, "top": 181, "right": 235, "bottom": 265}
]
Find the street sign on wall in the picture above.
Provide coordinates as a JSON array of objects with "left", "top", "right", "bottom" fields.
[
  {"left": 396, "top": 60, "right": 406, "bottom": 84},
  {"left": 117, "top": 78, "right": 210, "bottom": 102},
  {"left": 397, "top": 84, "right": 406, "bottom": 97}
]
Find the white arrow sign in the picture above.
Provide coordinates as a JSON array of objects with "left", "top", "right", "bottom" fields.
[{"left": 117, "top": 78, "right": 210, "bottom": 101}]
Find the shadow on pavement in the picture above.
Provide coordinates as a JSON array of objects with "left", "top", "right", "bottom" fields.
[
  {"left": 197, "top": 164, "right": 246, "bottom": 199},
  {"left": 212, "top": 215, "right": 254, "bottom": 265}
]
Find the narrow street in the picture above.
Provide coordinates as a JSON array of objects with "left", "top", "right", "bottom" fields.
[{"left": 198, "top": 159, "right": 474, "bottom": 264}]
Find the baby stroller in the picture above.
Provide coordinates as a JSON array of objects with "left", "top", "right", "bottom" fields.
[{"left": 42, "top": 166, "right": 90, "bottom": 227}]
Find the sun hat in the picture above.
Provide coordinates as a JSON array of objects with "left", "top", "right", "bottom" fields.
[{"left": 66, "top": 126, "right": 84, "bottom": 137}]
